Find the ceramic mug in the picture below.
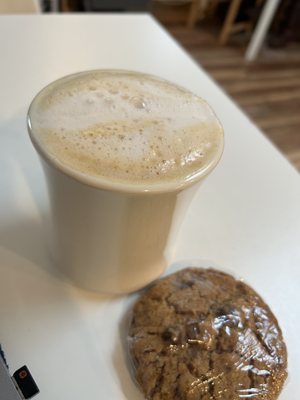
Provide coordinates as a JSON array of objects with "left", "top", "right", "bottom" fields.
[{"left": 27, "top": 70, "right": 223, "bottom": 293}]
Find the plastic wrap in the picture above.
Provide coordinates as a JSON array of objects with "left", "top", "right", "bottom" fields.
[{"left": 128, "top": 267, "right": 287, "bottom": 400}]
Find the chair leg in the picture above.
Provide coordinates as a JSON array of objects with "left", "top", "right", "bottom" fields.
[
  {"left": 206, "top": 0, "right": 220, "bottom": 18},
  {"left": 187, "top": 0, "right": 201, "bottom": 29},
  {"left": 219, "top": 0, "right": 242, "bottom": 45},
  {"left": 61, "top": 0, "right": 70, "bottom": 11}
]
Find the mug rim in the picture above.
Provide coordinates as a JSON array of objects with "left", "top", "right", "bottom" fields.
[{"left": 27, "top": 69, "right": 224, "bottom": 194}]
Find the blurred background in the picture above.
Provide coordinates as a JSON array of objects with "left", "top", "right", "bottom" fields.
[{"left": 1, "top": 0, "right": 300, "bottom": 171}]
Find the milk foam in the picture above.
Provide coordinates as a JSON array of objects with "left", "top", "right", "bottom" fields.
[{"left": 29, "top": 71, "right": 223, "bottom": 185}]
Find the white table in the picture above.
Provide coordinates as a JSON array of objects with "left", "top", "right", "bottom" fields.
[{"left": 0, "top": 14, "right": 299, "bottom": 399}]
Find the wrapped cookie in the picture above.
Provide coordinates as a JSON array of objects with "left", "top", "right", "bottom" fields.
[{"left": 128, "top": 268, "right": 287, "bottom": 400}]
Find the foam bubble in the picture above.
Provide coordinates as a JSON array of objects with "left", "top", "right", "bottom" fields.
[{"left": 29, "top": 70, "right": 223, "bottom": 185}]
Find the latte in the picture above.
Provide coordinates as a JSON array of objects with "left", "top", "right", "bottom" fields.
[{"left": 28, "top": 70, "right": 223, "bottom": 188}]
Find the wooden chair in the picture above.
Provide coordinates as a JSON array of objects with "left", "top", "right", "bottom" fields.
[
  {"left": 187, "top": 0, "right": 264, "bottom": 45},
  {"left": 219, "top": 0, "right": 252, "bottom": 45},
  {"left": 187, "top": 0, "right": 204, "bottom": 28},
  {"left": 152, "top": 0, "right": 203, "bottom": 28}
]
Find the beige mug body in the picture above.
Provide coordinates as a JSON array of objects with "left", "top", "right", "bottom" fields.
[{"left": 40, "top": 157, "right": 199, "bottom": 293}]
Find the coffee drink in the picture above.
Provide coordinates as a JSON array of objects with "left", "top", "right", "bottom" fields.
[
  {"left": 28, "top": 70, "right": 223, "bottom": 188},
  {"left": 27, "top": 70, "right": 224, "bottom": 293}
]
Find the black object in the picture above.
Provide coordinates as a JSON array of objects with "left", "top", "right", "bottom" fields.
[
  {"left": 13, "top": 366, "right": 40, "bottom": 399},
  {"left": 0, "top": 345, "right": 39, "bottom": 399}
]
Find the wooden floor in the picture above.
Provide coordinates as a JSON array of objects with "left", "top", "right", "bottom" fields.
[{"left": 156, "top": 17, "right": 300, "bottom": 172}]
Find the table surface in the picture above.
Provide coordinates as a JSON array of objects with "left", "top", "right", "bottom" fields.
[{"left": 0, "top": 14, "right": 299, "bottom": 400}]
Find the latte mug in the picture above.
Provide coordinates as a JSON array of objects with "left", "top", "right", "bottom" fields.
[{"left": 27, "top": 70, "right": 223, "bottom": 293}]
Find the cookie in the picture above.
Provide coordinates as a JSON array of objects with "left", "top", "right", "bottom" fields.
[{"left": 128, "top": 268, "right": 287, "bottom": 400}]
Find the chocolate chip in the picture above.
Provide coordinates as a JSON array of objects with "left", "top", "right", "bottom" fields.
[{"left": 162, "top": 326, "right": 181, "bottom": 344}]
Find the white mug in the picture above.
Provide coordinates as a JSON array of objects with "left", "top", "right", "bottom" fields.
[{"left": 27, "top": 70, "right": 223, "bottom": 294}]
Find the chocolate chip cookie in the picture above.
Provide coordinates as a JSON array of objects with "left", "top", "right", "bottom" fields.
[{"left": 128, "top": 268, "right": 287, "bottom": 400}]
